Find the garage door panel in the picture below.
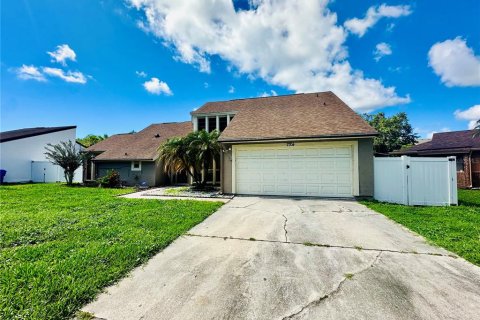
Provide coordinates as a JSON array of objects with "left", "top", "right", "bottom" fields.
[{"left": 235, "top": 145, "right": 353, "bottom": 197}]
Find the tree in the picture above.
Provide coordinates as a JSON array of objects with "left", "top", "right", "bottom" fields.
[
  {"left": 157, "top": 130, "right": 221, "bottom": 186},
  {"left": 474, "top": 120, "right": 480, "bottom": 138},
  {"left": 362, "top": 112, "right": 418, "bottom": 154},
  {"left": 45, "top": 140, "right": 88, "bottom": 185},
  {"left": 76, "top": 134, "right": 108, "bottom": 147}
]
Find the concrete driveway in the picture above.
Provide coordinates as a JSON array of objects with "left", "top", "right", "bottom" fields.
[{"left": 83, "top": 197, "right": 480, "bottom": 320}]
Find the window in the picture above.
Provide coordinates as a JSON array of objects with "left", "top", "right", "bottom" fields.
[
  {"left": 197, "top": 117, "right": 206, "bottom": 131},
  {"left": 208, "top": 117, "right": 217, "bottom": 132},
  {"left": 219, "top": 116, "right": 228, "bottom": 132},
  {"left": 131, "top": 161, "right": 142, "bottom": 171},
  {"left": 456, "top": 157, "right": 465, "bottom": 172}
]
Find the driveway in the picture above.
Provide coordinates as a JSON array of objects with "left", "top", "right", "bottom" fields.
[{"left": 83, "top": 197, "right": 480, "bottom": 320}]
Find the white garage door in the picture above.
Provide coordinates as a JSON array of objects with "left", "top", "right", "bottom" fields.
[{"left": 235, "top": 144, "right": 354, "bottom": 197}]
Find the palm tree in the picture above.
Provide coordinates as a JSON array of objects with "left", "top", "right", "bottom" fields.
[
  {"left": 45, "top": 140, "right": 87, "bottom": 185},
  {"left": 474, "top": 120, "right": 480, "bottom": 138},
  {"left": 157, "top": 130, "right": 221, "bottom": 187},
  {"left": 189, "top": 130, "right": 221, "bottom": 186}
]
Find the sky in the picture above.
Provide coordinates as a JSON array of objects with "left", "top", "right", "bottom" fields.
[{"left": 1, "top": 0, "right": 479, "bottom": 138}]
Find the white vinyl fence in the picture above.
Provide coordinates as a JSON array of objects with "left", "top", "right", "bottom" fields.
[
  {"left": 31, "top": 161, "right": 83, "bottom": 183},
  {"left": 374, "top": 156, "right": 457, "bottom": 206}
]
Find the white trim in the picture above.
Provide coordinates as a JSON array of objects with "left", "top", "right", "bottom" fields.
[
  {"left": 216, "top": 116, "right": 220, "bottom": 131},
  {"left": 205, "top": 116, "right": 209, "bottom": 132},
  {"left": 193, "top": 117, "right": 198, "bottom": 132},
  {"left": 131, "top": 161, "right": 142, "bottom": 171},
  {"left": 232, "top": 141, "right": 359, "bottom": 197},
  {"left": 220, "top": 136, "right": 375, "bottom": 144}
]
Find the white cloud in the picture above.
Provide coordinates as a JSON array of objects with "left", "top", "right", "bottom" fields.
[
  {"left": 47, "top": 44, "right": 76, "bottom": 66},
  {"left": 14, "top": 64, "right": 47, "bottom": 82},
  {"left": 136, "top": 70, "right": 147, "bottom": 77},
  {"left": 373, "top": 42, "right": 392, "bottom": 61},
  {"left": 260, "top": 89, "right": 278, "bottom": 97},
  {"left": 204, "top": 82, "right": 209, "bottom": 88},
  {"left": 428, "top": 37, "right": 480, "bottom": 87},
  {"left": 426, "top": 127, "right": 450, "bottom": 139},
  {"left": 143, "top": 77, "right": 173, "bottom": 95},
  {"left": 43, "top": 67, "right": 87, "bottom": 84},
  {"left": 344, "top": 4, "right": 411, "bottom": 37},
  {"left": 228, "top": 85, "right": 235, "bottom": 94},
  {"left": 128, "top": 0, "right": 410, "bottom": 111},
  {"left": 454, "top": 105, "right": 480, "bottom": 129}
]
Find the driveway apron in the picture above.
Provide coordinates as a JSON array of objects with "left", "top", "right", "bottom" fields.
[{"left": 83, "top": 196, "right": 480, "bottom": 320}]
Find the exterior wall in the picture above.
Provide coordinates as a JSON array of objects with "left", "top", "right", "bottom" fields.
[
  {"left": 457, "top": 154, "right": 471, "bottom": 188},
  {"left": 221, "top": 148, "right": 233, "bottom": 194},
  {"left": 95, "top": 161, "right": 159, "bottom": 186},
  {"left": 0, "top": 128, "right": 78, "bottom": 183},
  {"left": 222, "top": 138, "right": 374, "bottom": 197},
  {"left": 358, "top": 138, "right": 374, "bottom": 196}
]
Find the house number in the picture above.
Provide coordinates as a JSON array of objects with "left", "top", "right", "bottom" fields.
[{"left": 287, "top": 142, "right": 295, "bottom": 147}]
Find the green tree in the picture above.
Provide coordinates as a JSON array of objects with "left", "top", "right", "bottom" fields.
[
  {"left": 45, "top": 140, "right": 89, "bottom": 185},
  {"left": 474, "top": 120, "right": 480, "bottom": 138},
  {"left": 76, "top": 134, "right": 108, "bottom": 147},
  {"left": 362, "top": 112, "right": 418, "bottom": 154},
  {"left": 157, "top": 130, "right": 221, "bottom": 186}
]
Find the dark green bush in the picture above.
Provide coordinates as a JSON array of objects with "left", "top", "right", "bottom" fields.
[{"left": 97, "top": 169, "right": 121, "bottom": 188}]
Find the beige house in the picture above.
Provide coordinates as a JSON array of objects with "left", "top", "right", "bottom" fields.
[
  {"left": 87, "top": 91, "right": 377, "bottom": 197},
  {"left": 192, "top": 91, "right": 377, "bottom": 197}
]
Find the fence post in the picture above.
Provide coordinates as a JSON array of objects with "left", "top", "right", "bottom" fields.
[{"left": 447, "top": 156, "right": 458, "bottom": 205}]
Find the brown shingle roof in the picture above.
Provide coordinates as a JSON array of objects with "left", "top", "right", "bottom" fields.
[
  {"left": 397, "top": 130, "right": 480, "bottom": 155},
  {"left": 0, "top": 126, "right": 76, "bottom": 143},
  {"left": 87, "top": 122, "right": 192, "bottom": 161},
  {"left": 193, "top": 92, "right": 377, "bottom": 142}
]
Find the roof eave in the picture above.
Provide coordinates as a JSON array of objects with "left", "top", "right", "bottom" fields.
[{"left": 219, "top": 132, "right": 378, "bottom": 143}]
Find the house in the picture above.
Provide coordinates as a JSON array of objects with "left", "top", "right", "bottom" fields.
[
  {"left": 86, "top": 122, "right": 192, "bottom": 186},
  {"left": 192, "top": 91, "right": 377, "bottom": 197},
  {"left": 0, "top": 126, "right": 83, "bottom": 183},
  {"left": 394, "top": 130, "right": 480, "bottom": 188}
]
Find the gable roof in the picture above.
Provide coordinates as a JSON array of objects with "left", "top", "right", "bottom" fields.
[
  {"left": 193, "top": 91, "right": 377, "bottom": 142},
  {"left": 396, "top": 130, "right": 480, "bottom": 155},
  {"left": 0, "top": 126, "right": 76, "bottom": 143},
  {"left": 87, "top": 121, "right": 192, "bottom": 161}
]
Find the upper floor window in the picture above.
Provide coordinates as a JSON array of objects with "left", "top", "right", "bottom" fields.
[
  {"left": 219, "top": 116, "right": 228, "bottom": 132},
  {"left": 208, "top": 117, "right": 216, "bottom": 132},
  {"left": 198, "top": 117, "right": 206, "bottom": 131}
]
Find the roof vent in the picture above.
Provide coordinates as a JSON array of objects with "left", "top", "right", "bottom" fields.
[
  {"left": 125, "top": 152, "right": 128, "bottom": 156},
  {"left": 323, "top": 102, "right": 327, "bottom": 106},
  {"left": 155, "top": 134, "right": 160, "bottom": 138}
]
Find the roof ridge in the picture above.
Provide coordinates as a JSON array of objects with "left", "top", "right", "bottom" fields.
[{"left": 216, "top": 91, "right": 332, "bottom": 103}]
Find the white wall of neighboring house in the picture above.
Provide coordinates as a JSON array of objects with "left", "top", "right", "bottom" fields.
[{"left": 0, "top": 128, "right": 82, "bottom": 183}]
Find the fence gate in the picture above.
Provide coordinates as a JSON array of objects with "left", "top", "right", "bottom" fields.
[{"left": 374, "top": 156, "right": 457, "bottom": 206}]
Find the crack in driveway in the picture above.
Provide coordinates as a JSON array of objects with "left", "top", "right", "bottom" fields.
[
  {"left": 280, "top": 252, "right": 383, "bottom": 320},
  {"left": 184, "top": 234, "right": 456, "bottom": 258},
  {"left": 282, "top": 214, "right": 288, "bottom": 243}
]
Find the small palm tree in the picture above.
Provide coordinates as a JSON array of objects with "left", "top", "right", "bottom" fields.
[
  {"left": 474, "top": 120, "right": 480, "bottom": 138},
  {"left": 157, "top": 130, "right": 221, "bottom": 187},
  {"left": 189, "top": 130, "right": 221, "bottom": 185},
  {"left": 45, "top": 140, "right": 87, "bottom": 185}
]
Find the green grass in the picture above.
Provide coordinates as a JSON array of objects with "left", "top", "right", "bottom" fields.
[
  {"left": 163, "top": 186, "right": 190, "bottom": 196},
  {"left": 361, "top": 189, "right": 480, "bottom": 266},
  {"left": 0, "top": 184, "right": 223, "bottom": 320}
]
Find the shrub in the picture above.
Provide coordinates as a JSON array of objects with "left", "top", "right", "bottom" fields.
[{"left": 97, "top": 169, "right": 121, "bottom": 188}]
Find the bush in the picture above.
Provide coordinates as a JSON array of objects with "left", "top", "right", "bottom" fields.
[{"left": 97, "top": 169, "right": 121, "bottom": 188}]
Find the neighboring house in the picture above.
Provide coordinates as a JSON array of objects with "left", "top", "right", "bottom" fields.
[
  {"left": 0, "top": 126, "right": 83, "bottom": 183},
  {"left": 192, "top": 91, "right": 377, "bottom": 197},
  {"left": 394, "top": 130, "right": 480, "bottom": 188},
  {"left": 86, "top": 122, "right": 192, "bottom": 186}
]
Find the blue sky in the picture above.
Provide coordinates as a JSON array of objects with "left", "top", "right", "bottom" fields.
[{"left": 1, "top": 0, "right": 479, "bottom": 138}]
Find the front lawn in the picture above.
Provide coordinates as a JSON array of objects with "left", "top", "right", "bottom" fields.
[
  {"left": 361, "top": 189, "right": 480, "bottom": 266},
  {"left": 0, "top": 184, "right": 222, "bottom": 320}
]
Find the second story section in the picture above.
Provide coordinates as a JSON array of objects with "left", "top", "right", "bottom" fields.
[{"left": 191, "top": 113, "right": 235, "bottom": 133}]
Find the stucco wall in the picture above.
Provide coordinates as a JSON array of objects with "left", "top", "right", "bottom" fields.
[
  {"left": 357, "top": 138, "right": 374, "bottom": 197},
  {"left": 221, "top": 148, "right": 233, "bottom": 194},
  {"left": 0, "top": 128, "right": 79, "bottom": 183},
  {"left": 96, "top": 161, "right": 159, "bottom": 186}
]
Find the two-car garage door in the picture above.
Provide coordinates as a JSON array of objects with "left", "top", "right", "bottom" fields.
[{"left": 234, "top": 143, "right": 355, "bottom": 197}]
